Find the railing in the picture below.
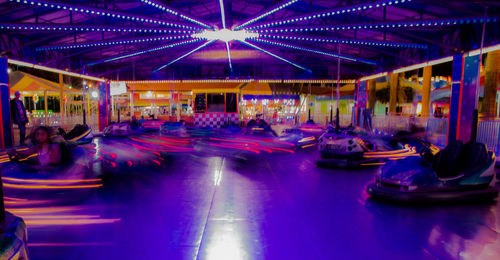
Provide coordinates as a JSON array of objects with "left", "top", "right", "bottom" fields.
[
  {"left": 477, "top": 120, "right": 500, "bottom": 154},
  {"left": 425, "top": 118, "right": 448, "bottom": 147},
  {"left": 310, "top": 112, "right": 351, "bottom": 126},
  {"left": 10, "top": 114, "right": 99, "bottom": 145}
]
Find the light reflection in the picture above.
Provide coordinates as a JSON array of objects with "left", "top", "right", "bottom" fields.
[
  {"left": 214, "top": 158, "right": 224, "bottom": 186},
  {"left": 205, "top": 225, "right": 245, "bottom": 260}
]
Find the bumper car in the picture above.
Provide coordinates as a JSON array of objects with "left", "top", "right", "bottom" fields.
[
  {"left": 367, "top": 141, "right": 498, "bottom": 203},
  {"left": 139, "top": 120, "right": 164, "bottom": 132},
  {"left": 316, "top": 126, "right": 420, "bottom": 168},
  {"left": 2, "top": 143, "right": 101, "bottom": 204},
  {"left": 281, "top": 121, "right": 325, "bottom": 149},
  {"left": 103, "top": 122, "right": 133, "bottom": 138},
  {"left": 57, "top": 124, "right": 93, "bottom": 144},
  {"left": 160, "top": 122, "right": 188, "bottom": 137}
]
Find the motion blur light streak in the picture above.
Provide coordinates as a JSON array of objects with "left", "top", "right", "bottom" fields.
[
  {"left": 2, "top": 182, "right": 103, "bottom": 189},
  {"left": 2, "top": 177, "right": 102, "bottom": 184},
  {"left": 28, "top": 242, "right": 114, "bottom": 247},
  {"left": 24, "top": 218, "right": 121, "bottom": 226}
]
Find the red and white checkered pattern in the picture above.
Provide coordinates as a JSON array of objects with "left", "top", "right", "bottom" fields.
[{"left": 194, "top": 113, "right": 239, "bottom": 128}]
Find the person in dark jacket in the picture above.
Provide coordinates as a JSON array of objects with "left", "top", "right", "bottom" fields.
[{"left": 10, "top": 91, "right": 29, "bottom": 145}]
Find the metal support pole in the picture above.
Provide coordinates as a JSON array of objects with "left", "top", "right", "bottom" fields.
[
  {"left": 336, "top": 46, "right": 341, "bottom": 129},
  {"left": 330, "top": 78, "right": 334, "bottom": 124},
  {"left": 44, "top": 90, "right": 48, "bottom": 125},
  {"left": 0, "top": 168, "right": 4, "bottom": 220},
  {"left": 82, "top": 81, "right": 87, "bottom": 125},
  {"left": 308, "top": 83, "right": 311, "bottom": 121},
  {"left": 472, "top": 6, "right": 488, "bottom": 142},
  {"left": 116, "top": 72, "right": 121, "bottom": 123}
]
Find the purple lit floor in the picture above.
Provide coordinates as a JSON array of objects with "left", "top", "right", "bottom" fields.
[{"left": 16, "top": 143, "right": 500, "bottom": 260}]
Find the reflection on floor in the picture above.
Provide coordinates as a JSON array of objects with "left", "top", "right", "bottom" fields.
[{"left": 5, "top": 141, "right": 500, "bottom": 260}]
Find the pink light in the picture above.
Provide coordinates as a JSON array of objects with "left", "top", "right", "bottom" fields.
[{"left": 209, "top": 143, "right": 260, "bottom": 154}]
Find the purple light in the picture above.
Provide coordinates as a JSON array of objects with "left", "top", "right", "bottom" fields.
[
  {"left": 258, "top": 34, "right": 428, "bottom": 49},
  {"left": 235, "top": 0, "right": 300, "bottom": 30},
  {"left": 87, "top": 39, "right": 204, "bottom": 66},
  {"left": 0, "top": 23, "right": 197, "bottom": 34},
  {"left": 248, "top": 38, "right": 377, "bottom": 65},
  {"left": 249, "top": 16, "right": 498, "bottom": 33},
  {"left": 139, "top": 0, "right": 212, "bottom": 29},
  {"left": 154, "top": 40, "right": 216, "bottom": 72},
  {"left": 246, "top": 0, "right": 411, "bottom": 29},
  {"left": 36, "top": 35, "right": 191, "bottom": 51},
  {"left": 238, "top": 40, "right": 312, "bottom": 73},
  {"left": 9, "top": 0, "right": 198, "bottom": 30}
]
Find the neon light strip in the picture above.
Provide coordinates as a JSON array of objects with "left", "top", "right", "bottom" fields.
[
  {"left": 225, "top": 42, "right": 233, "bottom": 73},
  {"left": 87, "top": 39, "right": 203, "bottom": 66},
  {"left": 8, "top": 0, "right": 197, "bottom": 29},
  {"left": 37, "top": 35, "right": 191, "bottom": 51},
  {"left": 8, "top": 59, "right": 105, "bottom": 82},
  {"left": 118, "top": 79, "right": 356, "bottom": 83},
  {"left": 392, "top": 56, "right": 454, "bottom": 73},
  {"left": 139, "top": 0, "right": 212, "bottom": 28},
  {"left": 249, "top": 16, "right": 498, "bottom": 32},
  {"left": 249, "top": 38, "right": 377, "bottom": 65},
  {"left": 247, "top": 0, "right": 411, "bottom": 29},
  {"left": 219, "top": 0, "right": 227, "bottom": 29},
  {"left": 259, "top": 34, "right": 428, "bottom": 49},
  {"left": 360, "top": 72, "right": 388, "bottom": 81},
  {"left": 235, "top": 0, "right": 299, "bottom": 30},
  {"left": 154, "top": 40, "right": 216, "bottom": 72},
  {"left": 0, "top": 23, "right": 196, "bottom": 34},
  {"left": 239, "top": 40, "right": 312, "bottom": 73}
]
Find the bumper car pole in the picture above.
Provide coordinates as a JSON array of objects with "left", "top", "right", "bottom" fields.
[
  {"left": 0, "top": 168, "right": 4, "bottom": 220},
  {"left": 471, "top": 7, "right": 487, "bottom": 143},
  {"left": 308, "top": 83, "right": 312, "bottom": 121},
  {"left": 336, "top": 45, "right": 341, "bottom": 130}
]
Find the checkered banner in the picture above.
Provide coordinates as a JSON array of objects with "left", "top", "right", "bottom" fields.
[{"left": 194, "top": 113, "right": 239, "bottom": 128}]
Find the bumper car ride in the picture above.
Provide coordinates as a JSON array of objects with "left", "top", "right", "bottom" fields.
[{"left": 367, "top": 141, "right": 498, "bottom": 203}]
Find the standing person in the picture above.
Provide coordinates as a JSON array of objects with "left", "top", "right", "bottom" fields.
[{"left": 10, "top": 91, "right": 29, "bottom": 145}]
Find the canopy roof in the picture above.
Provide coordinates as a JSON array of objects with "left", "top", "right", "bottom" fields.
[
  {"left": 9, "top": 71, "right": 78, "bottom": 94},
  {"left": 1, "top": 1, "right": 499, "bottom": 80}
]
